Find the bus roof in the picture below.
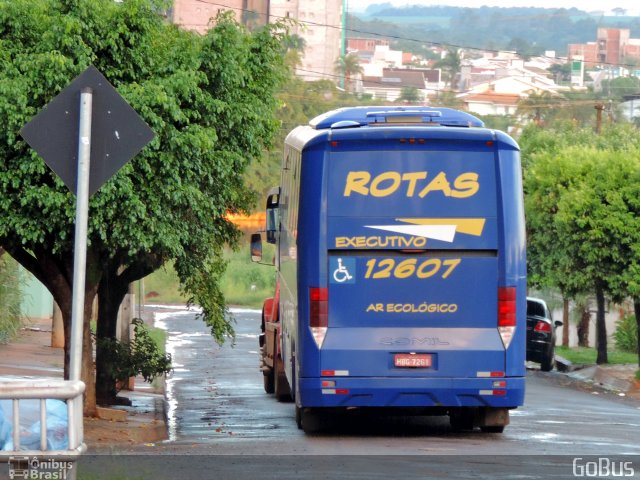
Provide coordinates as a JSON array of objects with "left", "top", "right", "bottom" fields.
[{"left": 309, "top": 106, "right": 484, "bottom": 130}]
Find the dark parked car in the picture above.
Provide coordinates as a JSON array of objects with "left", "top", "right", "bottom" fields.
[{"left": 526, "top": 297, "right": 563, "bottom": 371}]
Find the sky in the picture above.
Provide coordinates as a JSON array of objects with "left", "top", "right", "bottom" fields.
[{"left": 348, "top": 0, "right": 640, "bottom": 15}]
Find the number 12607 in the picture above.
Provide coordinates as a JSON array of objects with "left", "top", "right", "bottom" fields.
[{"left": 364, "top": 258, "right": 461, "bottom": 280}]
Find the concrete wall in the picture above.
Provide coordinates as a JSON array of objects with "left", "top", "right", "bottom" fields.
[
  {"left": 550, "top": 303, "right": 625, "bottom": 348},
  {"left": 20, "top": 270, "right": 53, "bottom": 320}
]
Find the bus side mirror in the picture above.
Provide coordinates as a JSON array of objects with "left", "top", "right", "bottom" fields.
[
  {"left": 250, "top": 233, "right": 262, "bottom": 263},
  {"left": 265, "top": 189, "right": 279, "bottom": 245}
]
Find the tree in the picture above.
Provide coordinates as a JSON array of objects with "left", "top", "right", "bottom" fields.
[
  {"left": 335, "top": 53, "right": 363, "bottom": 93},
  {"left": 521, "top": 123, "right": 640, "bottom": 364},
  {"left": 600, "top": 76, "right": 640, "bottom": 101},
  {"left": 548, "top": 63, "right": 572, "bottom": 84},
  {"left": 434, "top": 48, "right": 461, "bottom": 89},
  {"left": 0, "top": 0, "right": 289, "bottom": 412},
  {"left": 398, "top": 86, "right": 421, "bottom": 103},
  {"left": 516, "top": 91, "right": 563, "bottom": 127}
]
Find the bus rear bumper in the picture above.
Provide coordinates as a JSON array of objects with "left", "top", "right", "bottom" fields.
[{"left": 298, "top": 376, "right": 525, "bottom": 408}]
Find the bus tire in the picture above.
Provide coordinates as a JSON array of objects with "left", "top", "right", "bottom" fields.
[
  {"left": 480, "top": 425, "right": 505, "bottom": 433},
  {"left": 263, "top": 369, "right": 275, "bottom": 394},
  {"left": 449, "top": 409, "right": 476, "bottom": 431},
  {"left": 295, "top": 405, "right": 302, "bottom": 429},
  {"left": 274, "top": 355, "right": 292, "bottom": 402},
  {"left": 300, "top": 408, "right": 323, "bottom": 434}
]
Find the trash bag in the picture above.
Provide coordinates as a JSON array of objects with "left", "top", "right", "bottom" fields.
[{"left": 0, "top": 399, "right": 68, "bottom": 451}]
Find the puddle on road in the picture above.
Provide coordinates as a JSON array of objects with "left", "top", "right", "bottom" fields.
[{"left": 154, "top": 307, "right": 197, "bottom": 442}]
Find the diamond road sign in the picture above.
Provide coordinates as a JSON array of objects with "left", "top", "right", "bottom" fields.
[{"left": 20, "top": 65, "right": 154, "bottom": 196}]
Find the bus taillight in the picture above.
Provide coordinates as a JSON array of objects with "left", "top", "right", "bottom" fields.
[
  {"left": 498, "top": 287, "right": 516, "bottom": 349},
  {"left": 310, "top": 287, "right": 328, "bottom": 347}
]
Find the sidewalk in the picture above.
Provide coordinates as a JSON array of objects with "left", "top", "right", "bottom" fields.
[
  {"left": 564, "top": 363, "right": 640, "bottom": 401},
  {"left": 0, "top": 316, "right": 167, "bottom": 452}
]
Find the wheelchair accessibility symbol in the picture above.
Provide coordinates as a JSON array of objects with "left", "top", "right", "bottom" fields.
[{"left": 330, "top": 257, "right": 355, "bottom": 284}]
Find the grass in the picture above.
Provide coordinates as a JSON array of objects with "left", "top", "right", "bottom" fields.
[
  {"left": 140, "top": 241, "right": 276, "bottom": 310},
  {"left": 146, "top": 324, "right": 168, "bottom": 355},
  {"left": 556, "top": 346, "right": 639, "bottom": 365},
  {"left": 219, "top": 244, "right": 275, "bottom": 309},
  {"left": 137, "top": 263, "right": 188, "bottom": 305}
]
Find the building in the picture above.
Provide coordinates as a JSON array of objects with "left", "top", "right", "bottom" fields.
[
  {"left": 270, "top": 0, "right": 343, "bottom": 82},
  {"left": 171, "top": 0, "right": 343, "bottom": 83},
  {"left": 359, "top": 68, "right": 437, "bottom": 102},
  {"left": 569, "top": 28, "right": 640, "bottom": 66},
  {"left": 462, "top": 92, "right": 521, "bottom": 116},
  {"left": 457, "top": 53, "right": 564, "bottom": 118},
  {"left": 171, "top": 0, "right": 247, "bottom": 32},
  {"left": 347, "top": 38, "right": 390, "bottom": 52}
]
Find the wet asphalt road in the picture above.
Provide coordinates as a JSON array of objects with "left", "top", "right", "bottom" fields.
[{"left": 77, "top": 306, "right": 640, "bottom": 479}]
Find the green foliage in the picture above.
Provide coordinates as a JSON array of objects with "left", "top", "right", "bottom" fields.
[
  {"left": 600, "top": 76, "right": 640, "bottom": 101},
  {"left": 335, "top": 53, "right": 363, "bottom": 92},
  {"left": 433, "top": 48, "right": 461, "bottom": 88},
  {"left": 220, "top": 244, "right": 275, "bottom": 308},
  {"left": 96, "top": 318, "right": 171, "bottom": 389},
  {"left": 429, "top": 91, "right": 464, "bottom": 109},
  {"left": 139, "top": 263, "right": 188, "bottom": 305},
  {"left": 245, "top": 78, "right": 371, "bottom": 202},
  {"left": 614, "top": 314, "right": 639, "bottom": 353},
  {"left": 141, "top": 244, "right": 276, "bottom": 309},
  {"left": 399, "top": 86, "right": 421, "bottom": 103},
  {"left": 0, "top": 0, "right": 290, "bottom": 351},
  {"left": 521, "top": 123, "right": 640, "bottom": 291},
  {"left": 478, "top": 114, "right": 513, "bottom": 132},
  {"left": 523, "top": 135, "right": 640, "bottom": 298},
  {"left": 0, "top": 253, "right": 23, "bottom": 343},
  {"left": 522, "top": 122, "right": 640, "bottom": 363}
]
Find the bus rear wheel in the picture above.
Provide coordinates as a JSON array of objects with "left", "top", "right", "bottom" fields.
[
  {"left": 274, "top": 355, "right": 292, "bottom": 402},
  {"left": 263, "top": 369, "right": 274, "bottom": 394},
  {"left": 480, "top": 425, "right": 505, "bottom": 433},
  {"left": 298, "top": 408, "right": 323, "bottom": 434}
]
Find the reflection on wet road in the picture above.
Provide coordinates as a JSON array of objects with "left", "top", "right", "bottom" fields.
[
  {"left": 154, "top": 306, "right": 299, "bottom": 444},
  {"left": 151, "top": 306, "right": 640, "bottom": 456}
]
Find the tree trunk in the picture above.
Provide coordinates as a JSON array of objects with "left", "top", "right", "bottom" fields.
[
  {"left": 82, "top": 297, "right": 96, "bottom": 417},
  {"left": 595, "top": 286, "right": 608, "bottom": 365},
  {"left": 577, "top": 303, "right": 590, "bottom": 348},
  {"left": 58, "top": 286, "right": 98, "bottom": 417},
  {"left": 634, "top": 298, "right": 640, "bottom": 368},
  {"left": 562, "top": 298, "right": 570, "bottom": 347},
  {"left": 95, "top": 270, "right": 130, "bottom": 405},
  {"left": 51, "top": 302, "right": 65, "bottom": 348}
]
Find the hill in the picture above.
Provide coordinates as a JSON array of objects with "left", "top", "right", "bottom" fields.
[{"left": 349, "top": 5, "right": 640, "bottom": 57}]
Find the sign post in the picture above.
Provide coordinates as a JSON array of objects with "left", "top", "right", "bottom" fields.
[
  {"left": 69, "top": 87, "right": 93, "bottom": 382},
  {"left": 15, "top": 66, "right": 155, "bottom": 474}
]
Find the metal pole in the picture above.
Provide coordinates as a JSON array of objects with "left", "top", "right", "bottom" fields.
[
  {"left": 69, "top": 87, "right": 93, "bottom": 382},
  {"left": 340, "top": 0, "right": 346, "bottom": 90}
]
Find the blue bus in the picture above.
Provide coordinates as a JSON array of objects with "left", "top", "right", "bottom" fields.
[{"left": 252, "top": 106, "right": 526, "bottom": 433}]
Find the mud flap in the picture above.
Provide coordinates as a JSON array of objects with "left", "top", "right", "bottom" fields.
[
  {"left": 478, "top": 407, "right": 510, "bottom": 429},
  {"left": 274, "top": 355, "right": 292, "bottom": 401}
]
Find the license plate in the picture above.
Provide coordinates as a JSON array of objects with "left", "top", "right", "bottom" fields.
[{"left": 394, "top": 353, "right": 432, "bottom": 368}]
